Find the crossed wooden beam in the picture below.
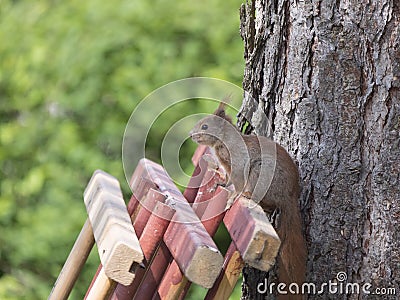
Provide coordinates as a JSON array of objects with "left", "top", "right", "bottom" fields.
[{"left": 49, "top": 146, "right": 281, "bottom": 300}]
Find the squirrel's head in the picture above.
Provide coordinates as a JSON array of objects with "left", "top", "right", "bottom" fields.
[{"left": 189, "top": 102, "right": 234, "bottom": 147}]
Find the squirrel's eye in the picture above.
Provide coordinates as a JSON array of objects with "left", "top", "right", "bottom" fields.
[{"left": 201, "top": 124, "right": 208, "bottom": 130}]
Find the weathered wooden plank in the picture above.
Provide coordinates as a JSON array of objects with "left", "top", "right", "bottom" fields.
[
  {"left": 136, "top": 159, "right": 224, "bottom": 288},
  {"left": 87, "top": 181, "right": 141, "bottom": 298},
  {"left": 191, "top": 163, "right": 227, "bottom": 220},
  {"left": 183, "top": 145, "right": 208, "bottom": 203},
  {"left": 132, "top": 189, "right": 167, "bottom": 237},
  {"left": 191, "top": 144, "right": 208, "bottom": 166},
  {"left": 163, "top": 200, "right": 223, "bottom": 288},
  {"left": 205, "top": 242, "right": 244, "bottom": 300},
  {"left": 135, "top": 242, "right": 171, "bottom": 300},
  {"left": 128, "top": 160, "right": 158, "bottom": 217},
  {"left": 158, "top": 159, "right": 230, "bottom": 299},
  {"left": 157, "top": 261, "right": 188, "bottom": 300},
  {"left": 139, "top": 200, "right": 175, "bottom": 260},
  {"left": 84, "top": 267, "right": 117, "bottom": 300},
  {"left": 110, "top": 160, "right": 179, "bottom": 300},
  {"left": 175, "top": 187, "right": 230, "bottom": 300},
  {"left": 106, "top": 165, "right": 165, "bottom": 298},
  {"left": 111, "top": 199, "right": 175, "bottom": 300},
  {"left": 223, "top": 196, "right": 281, "bottom": 271},
  {"left": 83, "top": 170, "right": 143, "bottom": 286}
]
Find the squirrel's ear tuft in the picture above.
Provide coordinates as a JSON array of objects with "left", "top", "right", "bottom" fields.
[
  {"left": 214, "top": 99, "right": 232, "bottom": 123},
  {"left": 214, "top": 103, "right": 226, "bottom": 118}
]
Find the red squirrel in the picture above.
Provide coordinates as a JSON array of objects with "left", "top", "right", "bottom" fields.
[{"left": 189, "top": 102, "right": 307, "bottom": 291}]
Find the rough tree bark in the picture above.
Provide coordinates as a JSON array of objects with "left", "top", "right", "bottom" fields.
[{"left": 238, "top": 0, "right": 399, "bottom": 299}]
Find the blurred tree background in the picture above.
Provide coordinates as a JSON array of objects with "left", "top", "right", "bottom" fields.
[{"left": 0, "top": 0, "right": 244, "bottom": 299}]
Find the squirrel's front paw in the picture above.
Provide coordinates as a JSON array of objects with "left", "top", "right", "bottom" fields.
[
  {"left": 202, "top": 154, "right": 219, "bottom": 170},
  {"left": 225, "top": 192, "right": 239, "bottom": 210}
]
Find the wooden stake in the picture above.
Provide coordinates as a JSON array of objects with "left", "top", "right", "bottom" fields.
[{"left": 48, "top": 219, "right": 95, "bottom": 300}]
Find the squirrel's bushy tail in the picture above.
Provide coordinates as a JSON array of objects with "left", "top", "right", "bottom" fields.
[{"left": 276, "top": 202, "right": 307, "bottom": 298}]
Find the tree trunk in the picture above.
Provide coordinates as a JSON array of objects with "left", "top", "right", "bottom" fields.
[{"left": 238, "top": 0, "right": 399, "bottom": 299}]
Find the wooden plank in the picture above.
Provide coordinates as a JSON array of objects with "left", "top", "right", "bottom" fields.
[
  {"left": 137, "top": 159, "right": 224, "bottom": 289},
  {"left": 163, "top": 196, "right": 223, "bottom": 289},
  {"left": 157, "top": 154, "right": 230, "bottom": 299},
  {"left": 191, "top": 164, "right": 225, "bottom": 218},
  {"left": 87, "top": 193, "right": 140, "bottom": 299},
  {"left": 184, "top": 145, "right": 208, "bottom": 203},
  {"left": 178, "top": 178, "right": 230, "bottom": 299},
  {"left": 129, "top": 164, "right": 158, "bottom": 218},
  {"left": 132, "top": 189, "right": 167, "bottom": 237},
  {"left": 183, "top": 159, "right": 206, "bottom": 204},
  {"left": 223, "top": 196, "right": 281, "bottom": 271},
  {"left": 127, "top": 194, "right": 140, "bottom": 216},
  {"left": 164, "top": 148, "right": 225, "bottom": 300},
  {"left": 84, "top": 267, "right": 117, "bottom": 300},
  {"left": 191, "top": 144, "right": 208, "bottom": 166},
  {"left": 135, "top": 242, "right": 171, "bottom": 300},
  {"left": 49, "top": 219, "right": 95, "bottom": 300},
  {"left": 176, "top": 187, "right": 230, "bottom": 300},
  {"left": 139, "top": 200, "right": 175, "bottom": 260},
  {"left": 157, "top": 261, "right": 188, "bottom": 300},
  {"left": 131, "top": 177, "right": 158, "bottom": 203},
  {"left": 111, "top": 160, "right": 179, "bottom": 300},
  {"left": 84, "top": 170, "right": 143, "bottom": 286},
  {"left": 111, "top": 199, "right": 175, "bottom": 300},
  {"left": 197, "top": 186, "right": 229, "bottom": 234},
  {"left": 205, "top": 242, "right": 244, "bottom": 300},
  {"left": 129, "top": 161, "right": 158, "bottom": 200}
]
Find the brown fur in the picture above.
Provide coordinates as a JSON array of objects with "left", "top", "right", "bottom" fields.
[{"left": 190, "top": 103, "right": 307, "bottom": 297}]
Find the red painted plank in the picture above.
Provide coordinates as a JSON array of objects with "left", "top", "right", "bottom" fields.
[
  {"left": 136, "top": 159, "right": 224, "bottom": 289},
  {"left": 95, "top": 160, "right": 170, "bottom": 300},
  {"left": 205, "top": 242, "right": 244, "bottom": 300},
  {"left": 134, "top": 242, "right": 171, "bottom": 300},
  {"left": 133, "top": 189, "right": 166, "bottom": 237},
  {"left": 177, "top": 175, "right": 230, "bottom": 299},
  {"left": 158, "top": 156, "right": 231, "bottom": 299},
  {"left": 223, "top": 197, "right": 281, "bottom": 272},
  {"left": 111, "top": 200, "right": 175, "bottom": 300},
  {"left": 115, "top": 159, "right": 179, "bottom": 299},
  {"left": 163, "top": 201, "right": 223, "bottom": 288},
  {"left": 116, "top": 158, "right": 222, "bottom": 298}
]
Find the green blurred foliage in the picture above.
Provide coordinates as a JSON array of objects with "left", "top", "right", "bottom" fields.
[{"left": 0, "top": 0, "right": 243, "bottom": 298}]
